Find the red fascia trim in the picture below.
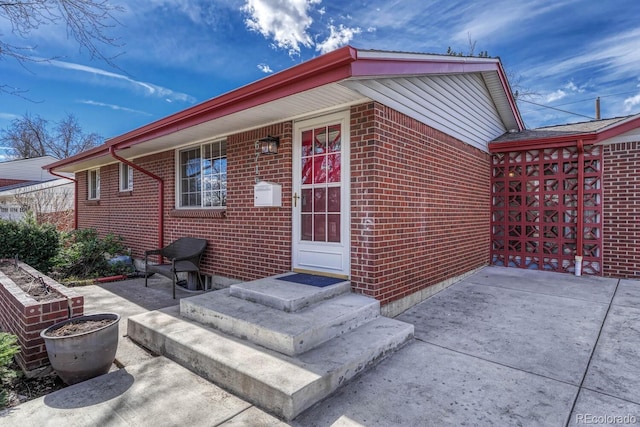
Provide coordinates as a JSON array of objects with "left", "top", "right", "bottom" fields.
[
  {"left": 495, "top": 62, "right": 525, "bottom": 131},
  {"left": 593, "top": 115, "right": 640, "bottom": 143},
  {"left": 488, "top": 133, "right": 598, "bottom": 152},
  {"left": 47, "top": 46, "right": 358, "bottom": 168}
]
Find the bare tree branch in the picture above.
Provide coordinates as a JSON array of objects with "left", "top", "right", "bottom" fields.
[{"left": 0, "top": 0, "right": 125, "bottom": 95}]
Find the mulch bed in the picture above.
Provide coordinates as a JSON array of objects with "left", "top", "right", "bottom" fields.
[
  {"left": 44, "top": 319, "right": 116, "bottom": 337},
  {"left": 0, "top": 261, "right": 62, "bottom": 302}
]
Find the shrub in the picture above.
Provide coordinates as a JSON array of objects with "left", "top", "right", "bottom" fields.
[
  {"left": 52, "top": 229, "right": 131, "bottom": 280},
  {"left": 0, "top": 216, "right": 59, "bottom": 273},
  {"left": 0, "top": 332, "right": 20, "bottom": 409}
]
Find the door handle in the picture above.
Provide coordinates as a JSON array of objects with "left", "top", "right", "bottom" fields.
[{"left": 293, "top": 192, "right": 300, "bottom": 207}]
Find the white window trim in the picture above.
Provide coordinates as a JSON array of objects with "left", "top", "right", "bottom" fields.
[
  {"left": 175, "top": 139, "right": 227, "bottom": 209},
  {"left": 88, "top": 168, "right": 100, "bottom": 200},
  {"left": 119, "top": 163, "right": 133, "bottom": 192}
]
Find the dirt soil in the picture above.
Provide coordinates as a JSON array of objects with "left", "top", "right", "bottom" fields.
[
  {"left": 44, "top": 319, "right": 116, "bottom": 337},
  {"left": 0, "top": 261, "right": 62, "bottom": 302},
  {"left": 3, "top": 362, "right": 66, "bottom": 409}
]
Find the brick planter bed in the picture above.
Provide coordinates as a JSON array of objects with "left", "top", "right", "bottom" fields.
[{"left": 0, "top": 260, "right": 84, "bottom": 376}]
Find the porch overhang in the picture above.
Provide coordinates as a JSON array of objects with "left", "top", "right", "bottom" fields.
[
  {"left": 46, "top": 46, "right": 524, "bottom": 174},
  {"left": 489, "top": 113, "right": 640, "bottom": 152}
]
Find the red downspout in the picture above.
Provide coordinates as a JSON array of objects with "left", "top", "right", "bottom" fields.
[
  {"left": 48, "top": 170, "right": 78, "bottom": 230},
  {"left": 576, "top": 139, "right": 584, "bottom": 258},
  {"left": 109, "top": 146, "right": 164, "bottom": 258}
]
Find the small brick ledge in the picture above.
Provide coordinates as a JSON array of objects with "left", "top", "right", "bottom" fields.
[
  {"left": 169, "top": 209, "right": 226, "bottom": 218},
  {"left": 0, "top": 260, "right": 84, "bottom": 375}
]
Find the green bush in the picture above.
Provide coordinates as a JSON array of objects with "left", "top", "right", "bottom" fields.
[
  {"left": 52, "top": 229, "right": 131, "bottom": 280},
  {"left": 0, "top": 332, "right": 20, "bottom": 409},
  {"left": 0, "top": 217, "right": 59, "bottom": 273}
]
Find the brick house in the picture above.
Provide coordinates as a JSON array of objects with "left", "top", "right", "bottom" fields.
[
  {"left": 489, "top": 115, "right": 640, "bottom": 279},
  {"left": 0, "top": 156, "right": 74, "bottom": 229},
  {"left": 49, "top": 46, "right": 595, "bottom": 316}
]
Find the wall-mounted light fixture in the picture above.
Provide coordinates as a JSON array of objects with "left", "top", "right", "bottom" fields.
[{"left": 258, "top": 135, "right": 280, "bottom": 155}]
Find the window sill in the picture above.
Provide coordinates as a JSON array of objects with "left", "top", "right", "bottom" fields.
[
  {"left": 118, "top": 190, "right": 133, "bottom": 197},
  {"left": 169, "top": 209, "right": 226, "bottom": 219},
  {"left": 86, "top": 200, "right": 100, "bottom": 206}
]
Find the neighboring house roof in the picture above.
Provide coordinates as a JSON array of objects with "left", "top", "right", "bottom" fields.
[
  {"left": 46, "top": 46, "right": 524, "bottom": 174},
  {"left": 0, "top": 178, "right": 73, "bottom": 197},
  {"left": 490, "top": 113, "right": 640, "bottom": 151},
  {"left": 0, "top": 156, "right": 67, "bottom": 181}
]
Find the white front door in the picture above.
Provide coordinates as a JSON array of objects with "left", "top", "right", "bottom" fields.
[{"left": 292, "top": 111, "right": 350, "bottom": 277}]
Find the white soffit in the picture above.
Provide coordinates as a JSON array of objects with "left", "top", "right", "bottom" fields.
[{"left": 341, "top": 73, "right": 508, "bottom": 152}]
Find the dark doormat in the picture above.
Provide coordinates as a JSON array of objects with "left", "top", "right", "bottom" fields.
[{"left": 276, "top": 273, "right": 345, "bottom": 287}]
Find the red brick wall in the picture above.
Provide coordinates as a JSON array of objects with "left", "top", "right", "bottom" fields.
[
  {"left": 76, "top": 104, "right": 490, "bottom": 306},
  {"left": 603, "top": 141, "right": 640, "bottom": 278},
  {"left": 0, "top": 262, "right": 83, "bottom": 372},
  {"left": 77, "top": 123, "right": 293, "bottom": 281},
  {"left": 350, "top": 103, "right": 491, "bottom": 306}
]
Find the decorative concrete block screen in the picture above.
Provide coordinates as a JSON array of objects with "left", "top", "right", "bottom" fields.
[
  {"left": 0, "top": 260, "right": 84, "bottom": 374},
  {"left": 491, "top": 145, "right": 603, "bottom": 275}
]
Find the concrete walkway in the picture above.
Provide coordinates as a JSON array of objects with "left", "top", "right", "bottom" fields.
[{"left": 1, "top": 267, "right": 639, "bottom": 426}]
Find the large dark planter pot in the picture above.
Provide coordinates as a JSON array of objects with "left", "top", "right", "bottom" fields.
[{"left": 40, "top": 313, "right": 120, "bottom": 385}]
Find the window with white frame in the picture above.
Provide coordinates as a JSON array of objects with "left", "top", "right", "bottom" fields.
[
  {"left": 88, "top": 168, "right": 100, "bottom": 200},
  {"left": 177, "top": 140, "right": 227, "bottom": 208},
  {"left": 119, "top": 163, "right": 133, "bottom": 191}
]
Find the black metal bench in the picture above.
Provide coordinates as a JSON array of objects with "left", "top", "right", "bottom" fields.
[{"left": 144, "top": 237, "right": 207, "bottom": 299}]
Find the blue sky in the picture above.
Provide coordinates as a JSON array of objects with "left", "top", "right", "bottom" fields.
[{"left": 1, "top": 0, "right": 639, "bottom": 160}]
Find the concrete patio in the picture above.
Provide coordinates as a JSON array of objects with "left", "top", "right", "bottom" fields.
[{"left": 1, "top": 266, "right": 639, "bottom": 426}]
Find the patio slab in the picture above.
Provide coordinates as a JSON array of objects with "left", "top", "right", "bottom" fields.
[
  {"left": 583, "top": 304, "right": 640, "bottom": 404},
  {"left": 467, "top": 266, "right": 618, "bottom": 303},
  {"left": 293, "top": 340, "right": 578, "bottom": 427},
  {"left": 612, "top": 279, "right": 640, "bottom": 308},
  {"left": 568, "top": 389, "right": 640, "bottom": 426},
  {"left": 397, "top": 275, "right": 609, "bottom": 384}
]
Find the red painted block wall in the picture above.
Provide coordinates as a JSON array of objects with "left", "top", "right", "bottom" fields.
[{"left": 603, "top": 141, "right": 640, "bottom": 278}]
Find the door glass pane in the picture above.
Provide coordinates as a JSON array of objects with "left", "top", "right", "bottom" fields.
[
  {"left": 314, "top": 127, "right": 326, "bottom": 154},
  {"left": 314, "top": 188, "right": 326, "bottom": 212},
  {"left": 328, "top": 125, "right": 341, "bottom": 152},
  {"left": 327, "top": 153, "right": 340, "bottom": 183},
  {"left": 314, "top": 214, "right": 326, "bottom": 241},
  {"left": 328, "top": 187, "right": 340, "bottom": 212},
  {"left": 301, "top": 157, "right": 312, "bottom": 185},
  {"left": 313, "top": 156, "right": 326, "bottom": 183},
  {"left": 328, "top": 214, "right": 340, "bottom": 242},
  {"left": 301, "top": 214, "right": 312, "bottom": 241},
  {"left": 302, "top": 130, "right": 313, "bottom": 157},
  {"left": 301, "top": 188, "right": 312, "bottom": 213}
]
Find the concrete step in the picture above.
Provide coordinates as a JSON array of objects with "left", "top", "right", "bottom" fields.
[
  {"left": 127, "top": 306, "right": 414, "bottom": 421},
  {"left": 180, "top": 289, "right": 380, "bottom": 356},
  {"left": 229, "top": 274, "right": 351, "bottom": 312}
]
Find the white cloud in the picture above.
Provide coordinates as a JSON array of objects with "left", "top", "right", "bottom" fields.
[
  {"left": 79, "top": 100, "right": 152, "bottom": 116},
  {"left": 257, "top": 63, "right": 273, "bottom": 73},
  {"left": 42, "top": 59, "right": 196, "bottom": 103},
  {"left": 545, "top": 90, "right": 567, "bottom": 103},
  {"left": 0, "top": 113, "right": 21, "bottom": 121},
  {"left": 242, "top": 0, "right": 319, "bottom": 55},
  {"left": 316, "top": 24, "right": 361, "bottom": 54},
  {"left": 623, "top": 94, "right": 640, "bottom": 112}
]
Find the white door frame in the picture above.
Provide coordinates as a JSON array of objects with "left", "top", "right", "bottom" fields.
[{"left": 292, "top": 110, "right": 351, "bottom": 278}]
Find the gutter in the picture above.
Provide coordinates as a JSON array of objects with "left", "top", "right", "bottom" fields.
[
  {"left": 47, "top": 170, "right": 78, "bottom": 230},
  {"left": 575, "top": 139, "right": 585, "bottom": 276},
  {"left": 108, "top": 146, "right": 164, "bottom": 260}
]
